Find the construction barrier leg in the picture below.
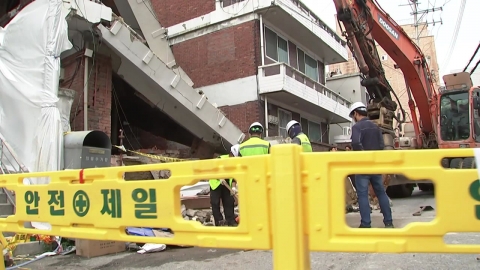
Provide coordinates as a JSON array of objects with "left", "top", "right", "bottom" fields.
[{"left": 270, "top": 145, "right": 310, "bottom": 269}]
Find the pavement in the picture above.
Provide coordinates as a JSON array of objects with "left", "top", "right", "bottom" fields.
[{"left": 23, "top": 189, "right": 480, "bottom": 269}]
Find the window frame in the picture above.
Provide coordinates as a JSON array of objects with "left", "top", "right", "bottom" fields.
[
  {"left": 300, "top": 117, "right": 323, "bottom": 143},
  {"left": 297, "top": 48, "right": 319, "bottom": 82},
  {"left": 264, "top": 26, "right": 290, "bottom": 64},
  {"left": 278, "top": 108, "right": 293, "bottom": 138},
  {"left": 222, "top": 0, "right": 246, "bottom": 8}
]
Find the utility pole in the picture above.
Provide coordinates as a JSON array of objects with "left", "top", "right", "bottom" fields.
[{"left": 399, "top": 0, "right": 443, "bottom": 46}]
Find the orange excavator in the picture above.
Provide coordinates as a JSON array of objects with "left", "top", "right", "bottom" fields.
[{"left": 333, "top": 0, "right": 480, "bottom": 198}]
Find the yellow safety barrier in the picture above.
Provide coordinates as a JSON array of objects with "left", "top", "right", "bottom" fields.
[{"left": 0, "top": 145, "right": 479, "bottom": 270}]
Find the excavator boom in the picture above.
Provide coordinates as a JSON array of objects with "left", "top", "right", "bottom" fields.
[{"left": 333, "top": 0, "right": 438, "bottom": 148}]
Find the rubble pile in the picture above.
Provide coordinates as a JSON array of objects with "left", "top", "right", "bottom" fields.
[{"left": 181, "top": 204, "right": 239, "bottom": 226}]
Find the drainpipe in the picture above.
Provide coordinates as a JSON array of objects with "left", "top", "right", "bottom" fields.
[
  {"left": 83, "top": 43, "right": 89, "bottom": 131},
  {"left": 264, "top": 97, "right": 269, "bottom": 137},
  {"left": 259, "top": 14, "right": 265, "bottom": 66},
  {"left": 259, "top": 15, "right": 268, "bottom": 136}
]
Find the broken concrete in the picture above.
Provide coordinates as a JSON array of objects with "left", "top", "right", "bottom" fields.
[
  {"left": 12, "top": 241, "right": 44, "bottom": 257},
  {"left": 181, "top": 204, "right": 239, "bottom": 226}
]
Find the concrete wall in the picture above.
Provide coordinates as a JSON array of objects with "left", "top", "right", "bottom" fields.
[
  {"left": 327, "top": 73, "right": 366, "bottom": 104},
  {"left": 326, "top": 73, "right": 365, "bottom": 143},
  {"left": 198, "top": 76, "right": 258, "bottom": 107}
]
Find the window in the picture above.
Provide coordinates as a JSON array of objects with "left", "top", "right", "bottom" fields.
[
  {"left": 297, "top": 48, "right": 319, "bottom": 81},
  {"left": 278, "top": 109, "right": 292, "bottom": 138},
  {"left": 222, "top": 0, "right": 246, "bottom": 7},
  {"left": 301, "top": 118, "right": 322, "bottom": 142},
  {"left": 265, "top": 27, "right": 289, "bottom": 63}
]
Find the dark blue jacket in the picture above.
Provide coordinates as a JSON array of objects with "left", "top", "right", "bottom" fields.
[{"left": 351, "top": 118, "right": 384, "bottom": 151}]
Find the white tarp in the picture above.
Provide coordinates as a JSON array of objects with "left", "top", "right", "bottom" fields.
[{"left": 0, "top": 0, "right": 72, "bottom": 182}]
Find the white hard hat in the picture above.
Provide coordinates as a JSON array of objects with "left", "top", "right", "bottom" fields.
[
  {"left": 349, "top": 101, "right": 367, "bottom": 117},
  {"left": 249, "top": 122, "right": 263, "bottom": 130},
  {"left": 230, "top": 144, "right": 240, "bottom": 157},
  {"left": 249, "top": 122, "right": 264, "bottom": 133},
  {"left": 286, "top": 120, "right": 299, "bottom": 132}
]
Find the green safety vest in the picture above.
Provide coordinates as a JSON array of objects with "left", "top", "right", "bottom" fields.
[
  {"left": 239, "top": 137, "right": 270, "bottom": 156},
  {"left": 209, "top": 155, "right": 233, "bottom": 190},
  {"left": 296, "top": 133, "right": 313, "bottom": 152}
]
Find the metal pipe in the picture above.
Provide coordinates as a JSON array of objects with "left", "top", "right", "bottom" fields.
[
  {"left": 83, "top": 53, "right": 89, "bottom": 131},
  {"left": 264, "top": 97, "right": 269, "bottom": 137},
  {"left": 259, "top": 14, "right": 265, "bottom": 66},
  {"left": 259, "top": 14, "right": 268, "bottom": 136}
]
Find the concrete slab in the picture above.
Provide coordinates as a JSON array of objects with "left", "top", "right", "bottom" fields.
[{"left": 12, "top": 241, "right": 45, "bottom": 257}]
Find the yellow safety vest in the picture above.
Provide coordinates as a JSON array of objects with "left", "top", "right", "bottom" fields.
[
  {"left": 209, "top": 155, "right": 233, "bottom": 190},
  {"left": 239, "top": 137, "right": 270, "bottom": 156},
  {"left": 296, "top": 133, "right": 313, "bottom": 152}
]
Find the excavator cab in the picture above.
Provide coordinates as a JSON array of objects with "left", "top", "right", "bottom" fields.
[{"left": 438, "top": 72, "right": 480, "bottom": 147}]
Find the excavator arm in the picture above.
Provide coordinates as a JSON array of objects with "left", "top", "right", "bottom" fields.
[{"left": 333, "top": 0, "right": 438, "bottom": 148}]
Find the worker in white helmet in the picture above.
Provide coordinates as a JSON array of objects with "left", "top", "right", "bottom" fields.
[
  {"left": 209, "top": 144, "right": 240, "bottom": 227},
  {"left": 239, "top": 122, "right": 270, "bottom": 156},
  {"left": 349, "top": 101, "right": 393, "bottom": 228},
  {"left": 286, "top": 120, "right": 312, "bottom": 152}
]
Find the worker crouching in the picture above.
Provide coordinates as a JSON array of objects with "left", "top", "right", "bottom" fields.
[{"left": 209, "top": 145, "right": 239, "bottom": 227}]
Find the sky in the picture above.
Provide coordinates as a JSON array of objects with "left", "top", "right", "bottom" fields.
[{"left": 301, "top": 0, "right": 480, "bottom": 86}]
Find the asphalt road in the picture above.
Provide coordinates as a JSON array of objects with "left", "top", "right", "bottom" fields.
[{"left": 26, "top": 189, "right": 480, "bottom": 270}]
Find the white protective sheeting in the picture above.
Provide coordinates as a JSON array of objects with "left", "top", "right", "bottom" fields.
[{"left": 0, "top": 0, "right": 72, "bottom": 183}]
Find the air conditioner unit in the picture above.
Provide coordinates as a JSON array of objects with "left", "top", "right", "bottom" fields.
[
  {"left": 268, "top": 115, "right": 279, "bottom": 125},
  {"left": 342, "top": 126, "right": 351, "bottom": 136}
]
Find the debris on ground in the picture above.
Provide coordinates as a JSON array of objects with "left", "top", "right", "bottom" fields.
[
  {"left": 412, "top": 205, "right": 434, "bottom": 216},
  {"left": 4, "top": 234, "right": 71, "bottom": 268},
  {"left": 196, "top": 188, "right": 210, "bottom": 195}
]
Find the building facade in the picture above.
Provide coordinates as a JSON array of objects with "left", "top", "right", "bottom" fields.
[
  {"left": 329, "top": 20, "right": 440, "bottom": 133},
  {"left": 148, "top": 0, "right": 352, "bottom": 149},
  {"left": 326, "top": 73, "right": 367, "bottom": 144}
]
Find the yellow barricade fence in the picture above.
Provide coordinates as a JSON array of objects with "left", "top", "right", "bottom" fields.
[{"left": 0, "top": 145, "right": 479, "bottom": 269}]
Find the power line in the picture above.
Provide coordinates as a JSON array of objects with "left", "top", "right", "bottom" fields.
[
  {"left": 471, "top": 59, "right": 480, "bottom": 75},
  {"left": 463, "top": 42, "right": 480, "bottom": 72},
  {"left": 442, "top": 0, "right": 467, "bottom": 69}
]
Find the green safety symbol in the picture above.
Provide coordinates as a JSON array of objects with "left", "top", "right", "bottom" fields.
[
  {"left": 468, "top": 180, "right": 480, "bottom": 219},
  {"left": 73, "top": 190, "right": 90, "bottom": 217}
]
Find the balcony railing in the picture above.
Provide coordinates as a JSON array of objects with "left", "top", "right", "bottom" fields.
[
  {"left": 280, "top": 0, "right": 346, "bottom": 47},
  {"left": 258, "top": 62, "right": 351, "bottom": 108}
]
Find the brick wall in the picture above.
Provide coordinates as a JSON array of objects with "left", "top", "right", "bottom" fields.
[
  {"left": 172, "top": 20, "right": 261, "bottom": 87},
  {"left": 151, "top": 0, "right": 215, "bottom": 28},
  {"left": 61, "top": 51, "right": 112, "bottom": 137},
  {"left": 219, "top": 100, "right": 264, "bottom": 135}
]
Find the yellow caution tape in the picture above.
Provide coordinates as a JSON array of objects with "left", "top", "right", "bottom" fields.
[{"left": 113, "top": 145, "right": 187, "bottom": 162}]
